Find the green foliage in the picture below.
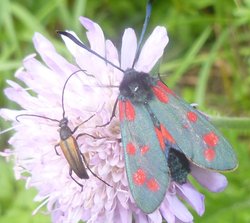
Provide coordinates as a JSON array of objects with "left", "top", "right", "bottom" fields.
[
  {"left": 0, "top": 0, "right": 250, "bottom": 222},
  {"left": 0, "top": 158, "right": 50, "bottom": 223}
]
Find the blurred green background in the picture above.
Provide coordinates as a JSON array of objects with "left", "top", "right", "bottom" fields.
[{"left": 0, "top": 0, "right": 250, "bottom": 222}]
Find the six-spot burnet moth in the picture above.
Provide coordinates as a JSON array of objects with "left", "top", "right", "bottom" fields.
[
  {"left": 58, "top": 0, "right": 238, "bottom": 213},
  {"left": 16, "top": 70, "right": 112, "bottom": 189}
]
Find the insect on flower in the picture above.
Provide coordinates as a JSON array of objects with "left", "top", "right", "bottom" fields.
[
  {"left": 59, "top": 0, "right": 237, "bottom": 214},
  {"left": 16, "top": 70, "right": 112, "bottom": 188}
]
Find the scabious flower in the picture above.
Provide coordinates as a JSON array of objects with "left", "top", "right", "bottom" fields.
[{"left": 0, "top": 16, "right": 229, "bottom": 223}]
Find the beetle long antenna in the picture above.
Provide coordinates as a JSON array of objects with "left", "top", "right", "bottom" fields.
[
  {"left": 72, "top": 114, "right": 95, "bottom": 134},
  {"left": 132, "top": 0, "right": 152, "bottom": 68},
  {"left": 61, "top": 69, "right": 94, "bottom": 118},
  {"left": 57, "top": 31, "right": 125, "bottom": 73},
  {"left": 16, "top": 114, "right": 60, "bottom": 123}
]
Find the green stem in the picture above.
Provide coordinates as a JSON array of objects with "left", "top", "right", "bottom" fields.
[{"left": 211, "top": 116, "right": 250, "bottom": 130}]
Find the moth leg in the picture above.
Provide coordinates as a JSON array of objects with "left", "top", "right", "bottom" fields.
[
  {"left": 96, "top": 97, "right": 118, "bottom": 127},
  {"left": 190, "top": 103, "right": 210, "bottom": 120}
]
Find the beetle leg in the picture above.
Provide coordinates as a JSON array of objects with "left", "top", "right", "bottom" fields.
[
  {"left": 81, "top": 154, "right": 112, "bottom": 188},
  {"left": 72, "top": 114, "right": 95, "bottom": 134},
  {"left": 54, "top": 143, "right": 60, "bottom": 156},
  {"left": 69, "top": 168, "right": 83, "bottom": 191},
  {"left": 76, "top": 132, "right": 104, "bottom": 140}
]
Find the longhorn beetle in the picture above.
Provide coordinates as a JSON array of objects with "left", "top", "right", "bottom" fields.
[
  {"left": 16, "top": 70, "right": 112, "bottom": 188},
  {"left": 58, "top": 0, "right": 237, "bottom": 213}
]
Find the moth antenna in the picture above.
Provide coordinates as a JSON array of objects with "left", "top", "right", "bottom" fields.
[
  {"left": 61, "top": 69, "right": 94, "bottom": 118},
  {"left": 132, "top": 0, "right": 153, "bottom": 68},
  {"left": 16, "top": 114, "right": 60, "bottom": 123},
  {"left": 57, "top": 31, "right": 125, "bottom": 73}
]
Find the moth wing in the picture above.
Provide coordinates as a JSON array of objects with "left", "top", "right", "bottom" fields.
[
  {"left": 149, "top": 81, "right": 237, "bottom": 171},
  {"left": 119, "top": 99, "right": 170, "bottom": 213}
]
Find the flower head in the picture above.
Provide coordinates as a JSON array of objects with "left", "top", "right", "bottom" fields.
[{"left": 0, "top": 17, "right": 229, "bottom": 223}]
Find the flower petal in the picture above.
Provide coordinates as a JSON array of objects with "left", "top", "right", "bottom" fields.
[
  {"left": 60, "top": 31, "right": 100, "bottom": 79},
  {"left": 4, "top": 80, "right": 39, "bottom": 110},
  {"left": 106, "top": 39, "right": 123, "bottom": 84},
  {"left": 166, "top": 193, "right": 193, "bottom": 222},
  {"left": 79, "top": 17, "right": 105, "bottom": 56},
  {"left": 148, "top": 210, "right": 163, "bottom": 223},
  {"left": 160, "top": 204, "right": 175, "bottom": 223},
  {"left": 134, "top": 211, "right": 148, "bottom": 223},
  {"left": 106, "top": 40, "right": 119, "bottom": 68},
  {"left": 33, "top": 32, "right": 77, "bottom": 75},
  {"left": 19, "top": 56, "right": 64, "bottom": 96},
  {"left": 115, "top": 203, "right": 132, "bottom": 223},
  {"left": 80, "top": 17, "right": 114, "bottom": 84},
  {"left": 135, "top": 26, "right": 169, "bottom": 73},
  {"left": 191, "top": 164, "right": 228, "bottom": 192},
  {"left": 176, "top": 182, "right": 205, "bottom": 216},
  {"left": 121, "top": 28, "right": 137, "bottom": 70}
]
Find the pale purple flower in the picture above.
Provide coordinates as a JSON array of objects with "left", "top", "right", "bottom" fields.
[{"left": 0, "top": 17, "right": 229, "bottom": 223}]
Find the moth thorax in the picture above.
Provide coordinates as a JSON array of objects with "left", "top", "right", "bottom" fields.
[{"left": 119, "top": 69, "right": 154, "bottom": 103}]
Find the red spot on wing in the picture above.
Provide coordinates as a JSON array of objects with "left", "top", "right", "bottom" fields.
[
  {"left": 157, "top": 81, "right": 175, "bottom": 95},
  {"left": 140, "top": 145, "right": 149, "bottom": 155},
  {"left": 203, "top": 132, "right": 219, "bottom": 147},
  {"left": 187, "top": 111, "right": 198, "bottom": 123},
  {"left": 133, "top": 169, "right": 147, "bottom": 186},
  {"left": 152, "top": 86, "right": 169, "bottom": 103},
  {"left": 126, "top": 143, "right": 136, "bottom": 155},
  {"left": 182, "top": 123, "right": 189, "bottom": 129},
  {"left": 155, "top": 124, "right": 175, "bottom": 149},
  {"left": 118, "top": 101, "right": 125, "bottom": 121},
  {"left": 146, "top": 178, "right": 160, "bottom": 192},
  {"left": 160, "top": 124, "right": 175, "bottom": 144},
  {"left": 125, "top": 100, "right": 135, "bottom": 121},
  {"left": 155, "top": 127, "right": 165, "bottom": 149},
  {"left": 204, "top": 148, "right": 216, "bottom": 161}
]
